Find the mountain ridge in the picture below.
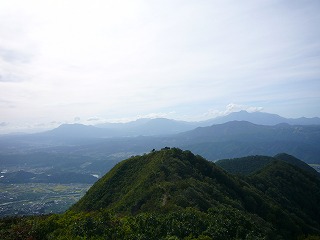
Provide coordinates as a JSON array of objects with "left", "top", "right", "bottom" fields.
[
  {"left": 71, "top": 148, "right": 320, "bottom": 239},
  {"left": 176, "top": 121, "right": 320, "bottom": 163},
  {"left": 1, "top": 110, "right": 319, "bottom": 138}
]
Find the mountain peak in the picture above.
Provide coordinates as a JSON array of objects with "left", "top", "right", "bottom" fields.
[{"left": 71, "top": 148, "right": 245, "bottom": 214}]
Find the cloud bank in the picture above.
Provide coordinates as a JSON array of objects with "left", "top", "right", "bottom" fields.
[{"left": 0, "top": 0, "right": 319, "bottom": 133}]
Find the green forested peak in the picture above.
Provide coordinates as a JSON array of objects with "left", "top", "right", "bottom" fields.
[{"left": 71, "top": 148, "right": 250, "bottom": 214}]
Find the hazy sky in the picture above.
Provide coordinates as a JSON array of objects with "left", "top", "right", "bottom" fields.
[{"left": 1, "top": 0, "right": 320, "bottom": 133}]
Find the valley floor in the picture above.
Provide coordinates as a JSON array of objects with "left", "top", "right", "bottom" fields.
[{"left": 0, "top": 183, "right": 91, "bottom": 217}]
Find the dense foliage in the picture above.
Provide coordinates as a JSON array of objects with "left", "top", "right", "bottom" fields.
[
  {"left": 216, "top": 155, "right": 275, "bottom": 175},
  {"left": 216, "top": 153, "right": 319, "bottom": 176},
  {"left": 1, "top": 148, "right": 320, "bottom": 239},
  {"left": 0, "top": 207, "right": 280, "bottom": 240}
]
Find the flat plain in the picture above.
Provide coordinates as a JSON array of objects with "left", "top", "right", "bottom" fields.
[{"left": 0, "top": 183, "right": 91, "bottom": 217}]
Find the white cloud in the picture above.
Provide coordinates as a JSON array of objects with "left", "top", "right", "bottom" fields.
[
  {"left": 202, "top": 103, "right": 264, "bottom": 120},
  {"left": 225, "top": 103, "right": 263, "bottom": 115},
  {"left": 87, "top": 117, "right": 103, "bottom": 122},
  {"left": 0, "top": 0, "right": 319, "bottom": 133}
]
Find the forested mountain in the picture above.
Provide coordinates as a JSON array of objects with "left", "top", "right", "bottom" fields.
[
  {"left": 248, "top": 161, "right": 320, "bottom": 233},
  {"left": 72, "top": 147, "right": 260, "bottom": 213},
  {"left": 176, "top": 121, "right": 320, "bottom": 163},
  {"left": 70, "top": 148, "right": 320, "bottom": 239},
  {"left": 1, "top": 148, "right": 320, "bottom": 239},
  {"left": 216, "top": 153, "right": 319, "bottom": 176},
  {"left": 177, "top": 121, "right": 320, "bottom": 143}
]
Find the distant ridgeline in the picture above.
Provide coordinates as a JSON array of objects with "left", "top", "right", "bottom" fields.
[{"left": 1, "top": 148, "right": 320, "bottom": 240}]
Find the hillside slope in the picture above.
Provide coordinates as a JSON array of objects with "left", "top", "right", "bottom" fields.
[{"left": 249, "top": 161, "right": 320, "bottom": 234}]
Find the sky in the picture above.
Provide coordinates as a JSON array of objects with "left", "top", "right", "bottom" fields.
[{"left": 0, "top": 0, "right": 320, "bottom": 133}]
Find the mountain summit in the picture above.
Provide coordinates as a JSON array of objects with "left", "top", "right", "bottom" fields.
[{"left": 72, "top": 147, "right": 249, "bottom": 214}]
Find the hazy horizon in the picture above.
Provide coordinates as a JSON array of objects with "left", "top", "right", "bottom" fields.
[{"left": 1, "top": 1, "right": 320, "bottom": 134}]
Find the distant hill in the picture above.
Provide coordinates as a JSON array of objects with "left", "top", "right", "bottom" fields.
[
  {"left": 178, "top": 121, "right": 320, "bottom": 143},
  {"left": 274, "top": 153, "right": 319, "bottom": 176},
  {"left": 176, "top": 121, "right": 320, "bottom": 163},
  {"left": 71, "top": 148, "right": 320, "bottom": 239},
  {"left": 248, "top": 160, "right": 320, "bottom": 233},
  {"left": 216, "top": 155, "right": 276, "bottom": 175},
  {"left": 216, "top": 153, "right": 319, "bottom": 176},
  {"left": 202, "top": 110, "right": 320, "bottom": 126}
]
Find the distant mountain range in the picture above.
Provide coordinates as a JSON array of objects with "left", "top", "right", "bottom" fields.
[
  {"left": 39, "top": 110, "right": 320, "bottom": 139},
  {"left": 95, "top": 110, "right": 320, "bottom": 134},
  {"left": 1, "top": 110, "right": 320, "bottom": 181},
  {"left": 27, "top": 120, "right": 320, "bottom": 164},
  {"left": 201, "top": 110, "right": 320, "bottom": 126},
  {"left": 175, "top": 121, "right": 320, "bottom": 163},
  {"left": 1, "top": 118, "right": 320, "bottom": 174}
]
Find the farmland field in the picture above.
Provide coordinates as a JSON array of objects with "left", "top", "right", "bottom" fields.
[{"left": 0, "top": 183, "right": 91, "bottom": 217}]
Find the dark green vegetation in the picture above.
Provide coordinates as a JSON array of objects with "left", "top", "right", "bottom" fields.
[
  {"left": 216, "top": 153, "right": 319, "bottom": 176},
  {"left": 1, "top": 148, "right": 320, "bottom": 239}
]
